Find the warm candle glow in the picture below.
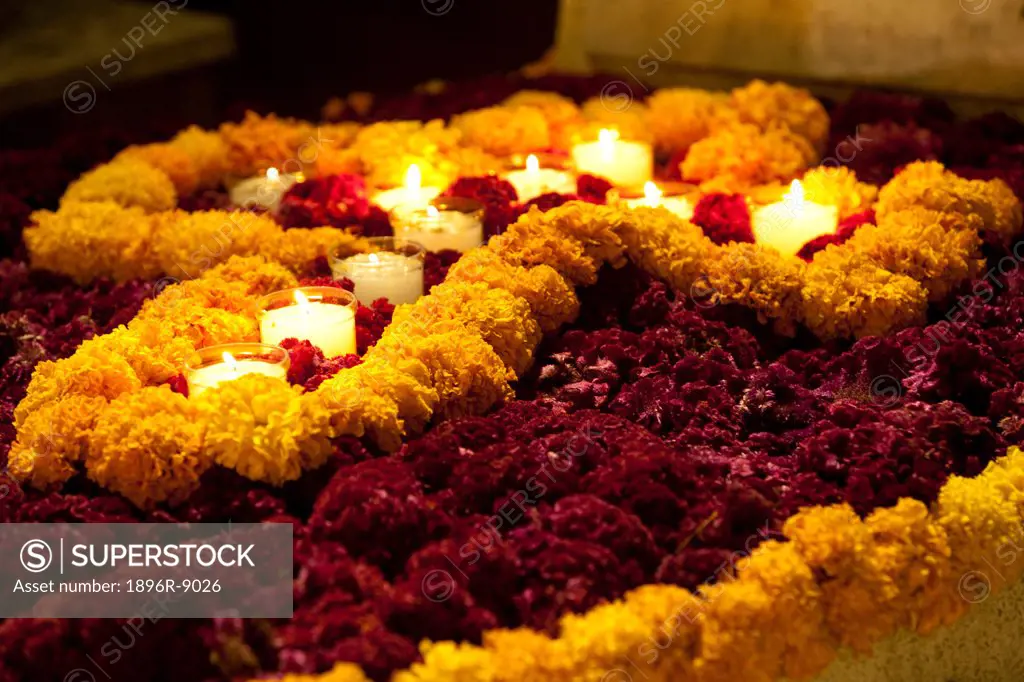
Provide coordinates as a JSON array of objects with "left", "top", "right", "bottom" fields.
[
  {"left": 643, "top": 181, "right": 663, "bottom": 202},
  {"left": 426, "top": 205, "right": 439, "bottom": 218},
  {"left": 784, "top": 179, "right": 805, "bottom": 207},
  {"left": 751, "top": 178, "right": 838, "bottom": 258},
  {"left": 266, "top": 167, "right": 280, "bottom": 182},
  {"left": 598, "top": 128, "right": 620, "bottom": 145},
  {"left": 525, "top": 154, "right": 540, "bottom": 174},
  {"left": 405, "top": 164, "right": 422, "bottom": 193},
  {"left": 294, "top": 289, "right": 311, "bottom": 307},
  {"left": 222, "top": 351, "right": 237, "bottom": 370},
  {"left": 368, "top": 252, "right": 381, "bottom": 264}
]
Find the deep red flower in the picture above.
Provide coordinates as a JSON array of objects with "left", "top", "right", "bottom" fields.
[
  {"left": 691, "top": 193, "right": 754, "bottom": 245},
  {"left": 797, "top": 209, "right": 875, "bottom": 261}
]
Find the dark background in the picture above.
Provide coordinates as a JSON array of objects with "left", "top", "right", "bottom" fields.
[{"left": 0, "top": 0, "right": 561, "bottom": 147}]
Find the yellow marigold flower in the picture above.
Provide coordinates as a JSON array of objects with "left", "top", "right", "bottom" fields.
[
  {"left": 85, "top": 386, "right": 210, "bottom": 508},
  {"left": 503, "top": 90, "right": 583, "bottom": 150},
  {"left": 394, "top": 641, "right": 496, "bottom": 682},
  {"left": 783, "top": 504, "right": 898, "bottom": 653},
  {"left": 202, "top": 255, "right": 299, "bottom": 296},
  {"left": 168, "top": 125, "right": 229, "bottom": 189},
  {"left": 479, "top": 629, "right": 573, "bottom": 682},
  {"left": 800, "top": 166, "right": 878, "bottom": 218},
  {"left": 559, "top": 599, "right": 673, "bottom": 682},
  {"left": 847, "top": 208, "right": 984, "bottom": 301},
  {"left": 313, "top": 356, "right": 437, "bottom": 452},
  {"left": 579, "top": 97, "right": 653, "bottom": 144},
  {"left": 140, "top": 304, "right": 258, "bottom": 350},
  {"left": 865, "top": 499, "right": 960, "bottom": 636},
  {"left": 14, "top": 336, "right": 142, "bottom": 428},
  {"left": 345, "top": 120, "right": 465, "bottom": 188},
  {"left": 802, "top": 247, "right": 928, "bottom": 340},
  {"left": 218, "top": 111, "right": 315, "bottom": 178},
  {"left": 445, "top": 248, "right": 580, "bottom": 333},
  {"left": 705, "top": 243, "right": 806, "bottom": 336},
  {"left": 451, "top": 105, "right": 551, "bottom": 157},
  {"left": 8, "top": 396, "right": 109, "bottom": 489},
  {"left": 937, "top": 461, "right": 1024, "bottom": 600},
  {"left": 645, "top": 88, "right": 737, "bottom": 153},
  {"left": 681, "top": 124, "right": 817, "bottom": 192},
  {"left": 91, "top": 325, "right": 192, "bottom": 387},
  {"left": 971, "top": 176, "right": 1024, "bottom": 242},
  {"left": 150, "top": 210, "right": 281, "bottom": 278},
  {"left": 390, "top": 281, "right": 542, "bottom": 377},
  {"left": 117, "top": 142, "right": 200, "bottom": 196},
  {"left": 536, "top": 201, "right": 629, "bottom": 269},
  {"left": 490, "top": 208, "right": 601, "bottom": 286},
  {"left": 615, "top": 206, "right": 715, "bottom": 293},
  {"left": 25, "top": 201, "right": 163, "bottom": 284},
  {"left": 63, "top": 157, "right": 177, "bottom": 212},
  {"left": 706, "top": 541, "right": 834, "bottom": 680},
  {"left": 730, "top": 80, "right": 830, "bottom": 152},
  {"left": 197, "top": 374, "right": 333, "bottom": 485},
  {"left": 265, "top": 227, "right": 367, "bottom": 274},
  {"left": 609, "top": 584, "right": 701, "bottom": 680},
  {"left": 875, "top": 161, "right": 998, "bottom": 229},
  {"left": 373, "top": 328, "right": 513, "bottom": 420},
  {"left": 257, "top": 662, "right": 370, "bottom": 682}
]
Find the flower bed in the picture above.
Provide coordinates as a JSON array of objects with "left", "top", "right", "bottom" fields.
[{"left": 2, "top": 76, "right": 1024, "bottom": 682}]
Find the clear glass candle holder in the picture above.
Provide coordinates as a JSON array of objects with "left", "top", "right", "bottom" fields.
[
  {"left": 390, "top": 197, "right": 485, "bottom": 253},
  {"left": 330, "top": 237, "right": 426, "bottom": 306},
  {"left": 183, "top": 343, "right": 290, "bottom": 397},
  {"left": 258, "top": 286, "right": 358, "bottom": 358}
]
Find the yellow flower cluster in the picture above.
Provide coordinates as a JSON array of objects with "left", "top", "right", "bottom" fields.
[
  {"left": 451, "top": 105, "right": 552, "bottom": 157},
  {"left": 801, "top": 166, "right": 878, "bottom": 218},
  {"left": 62, "top": 157, "right": 178, "bottom": 213},
  {"left": 217, "top": 111, "right": 316, "bottom": 178},
  {"left": 311, "top": 447, "right": 1024, "bottom": 682},
  {"left": 730, "top": 79, "right": 831, "bottom": 153},
  {"left": 502, "top": 90, "right": 583, "bottom": 150},
  {"left": 644, "top": 88, "right": 737, "bottom": 153},
  {"left": 681, "top": 124, "right": 817, "bottom": 192},
  {"left": 24, "top": 200, "right": 366, "bottom": 283}
]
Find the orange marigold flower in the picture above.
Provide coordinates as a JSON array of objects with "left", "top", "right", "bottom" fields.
[
  {"left": 258, "top": 663, "right": 370, "bottom": 682},
  {"left": 802, "top": 247, "right": 928, "bottom": 340},
  {"left": 616, "top": 206, "right": 715, "bottom": 294},
  {"left": 394, "top": 641, "right": 497, "bottom": 682},
  {"left": 218, "top": 111, "right": 315, "bottom": 178},
  {"left": 25, "top": 201, "right": 164, "bottom": 284},
  {"left": 62, "top": 157, "right": 177, "bottom": 212},
  {"left": 972, "top": 176, "right": 1024, "bottom": 243},
  {"left": 730, "top": 80, "right": 830, "bottom": 152},
  {"left": 85, "top": 386, "right": 211, "bottom": 508},
  {"left": 479, "top": 629, "right": 573, "bottom": 682},
  {"left": 266, "top": 227, "right": 367, "bottom": 274},
  {"left": 579, "top": 97, "right": 653, "bottom": 144},
  {"left": 343, "top": 120, "right": 469, "bottom": 188},
  {"left": 150, "top": 209, "right": 281, "bottom": 278},
  {"left": 451, "top": 105, "right": 551, "bottom": 157},
  {"left": 202, "top": 255, "right": 299, "bottom": 296},
  {"left": 848, "top": 208, "right": 984, "bottom": 301},
  {"left": 503, "top": 90, "right": 583, "bottom": 150},
  {"left": 168, "top": 125, "right": 230, "bottom": 189},
  {"left": 876, "top": 161, "right": 1004, "bottom": 233},
  {"left": 682, "top": 124, "right": 817, "bottom": 192},
  {"left": 117, "top": 142, "right": 200, "bottom": 196},
  {"left": 645, "top": 88, "right": 737, "bottom": 153},
  {"left": 8, "top": 396, "right": 109, "bottom": 489},
  {"left": 490, "top": 207, "right": 602, "bottom": 286},
  {"left": 445, "top": 247, "right": 580, "bottom": 333},
  {"left": 197, "top": 374, "right": 333, "bottom": 485}
]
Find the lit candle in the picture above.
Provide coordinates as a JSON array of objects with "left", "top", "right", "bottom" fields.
[
  {"left": 571, "top": 129, "right": 653, "bottom": 188},
  {"left": 371, "top": 164, "right": 441, "bottom": 212},
  {"left": 624, "top": 181, "right": 694, "bottom": 220},
  {"left": 503, "top": 154, "right": 576, "bottom": 202},
  {"left": 390, "top": 197, "right": 485, "bottom": 253},
  {"left": 184, "top": 344, "right": 289, "bottom": 396},
  {"left": 259, "top": 287, "right": 357, "bottom": 358},
  {"left": 751, "top": 180, "right": 839, "bottom": 258},
  {"left": 331, "top": 237, "right": 425, "bottom": 305},
  {"left": 229, "top": 167, "right": 301, "bottom": 212}
]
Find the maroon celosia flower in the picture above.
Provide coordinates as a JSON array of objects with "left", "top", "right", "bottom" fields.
[{"left": 691, "top": 193, "right": 754, "bottom": 245}]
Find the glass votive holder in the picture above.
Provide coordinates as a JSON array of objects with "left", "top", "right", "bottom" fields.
[
  {"left": 390, "top": 196, "right": 485, "bottom": 253},
  {"left": 258, "top": 286, "right": 358, "bottom": 358},
  {"left": 330, "top": 237, "right": 426, "bottom": 306},
  {"left": 183, "top": 343, "right": 290, "bottom": 397}
]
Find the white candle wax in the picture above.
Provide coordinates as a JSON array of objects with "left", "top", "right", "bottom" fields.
[
  {"left": 229, "top": 168, "right": 298, "bottom": 212},
  {"left": 571, "top": 129, "right": 653, "bottom": 188},
  {"left": 393, "top": 206, "right": 484, "bottom": 253},
  {"left": 623, "top": 182, "right": 693, "bottom": 220},
  {"left": 504, "top": 155, "right": 576, "bottom": 202},
  {"left": 751, "top": 180, "right": 839, "bottom": 258},
  {"left": 187, "top": 358, "right": 287, "bottom": 396},
  {"left": 260, "top": 299, "right": 356, "bottom": 358},
  {"left": 333, "top": 251, "right": 424, "bottom": 305},
  {"left": 371, "top": 163, "right": 441, "bottom": 212}
]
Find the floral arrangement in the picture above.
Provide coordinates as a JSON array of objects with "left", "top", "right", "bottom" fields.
[{"left": 2, "top": 74, "right": 1024, "bottom": 682}]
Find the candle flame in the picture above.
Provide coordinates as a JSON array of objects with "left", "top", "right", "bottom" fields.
[
  {"left": 784, "top": 179, "right": 805, "bottom": 205},
  {"left": 598, "top": 129, "right": 620, "bottom": 145},
  {"left": 294, "top": 289, "right": 311, "bottom": 307},
  {"left": 405, "top": 164, "right": 422, "bottom": 193},
  {"left": 643, "top": 181, "right": 663, "bottom": 202},
  {"left": 526, "top": 154, "right": 540, "bottom": 173},
  {"left": 426, "top": 205, "right": 440, "bottom": 218},
  {"left": 222, "top": 351, "right": 238, "bottom": 371},
  {"left": 368, "top": 252, "right": 380, "bottom": 264},
  {"left": 266, "top": 167, "right": 280, "bottom": 182}
]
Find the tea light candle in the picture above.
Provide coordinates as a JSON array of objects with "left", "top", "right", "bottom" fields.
[
  {"left": 391, "top": 197, "right": 485, "bottom": 253},
  {"left": 624, "top": 182, "right": 694, "bottom": 220},
  {"left": 331, "top": 237, "right": 425, "bottom": 305},
  {"left": 259, "top": 287, "right": 357, "bottom": 358},
  {"left": 752, "top": 180, "right": 839, "bottom": 258},
  {"left": 372, "top": 164, "right": 441, "bottom": 212},
  {"left": 504, "top": 154, "right": 576, "bottom": 202},
  {"left": 184, "top": 344, "right": 289, "bottom": 397},
  {"left": 571, "top": 129, "right": 653, "bottom": 188},
  {"left": 229, "top": 167, "right": 300, "bottom": 212}
]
